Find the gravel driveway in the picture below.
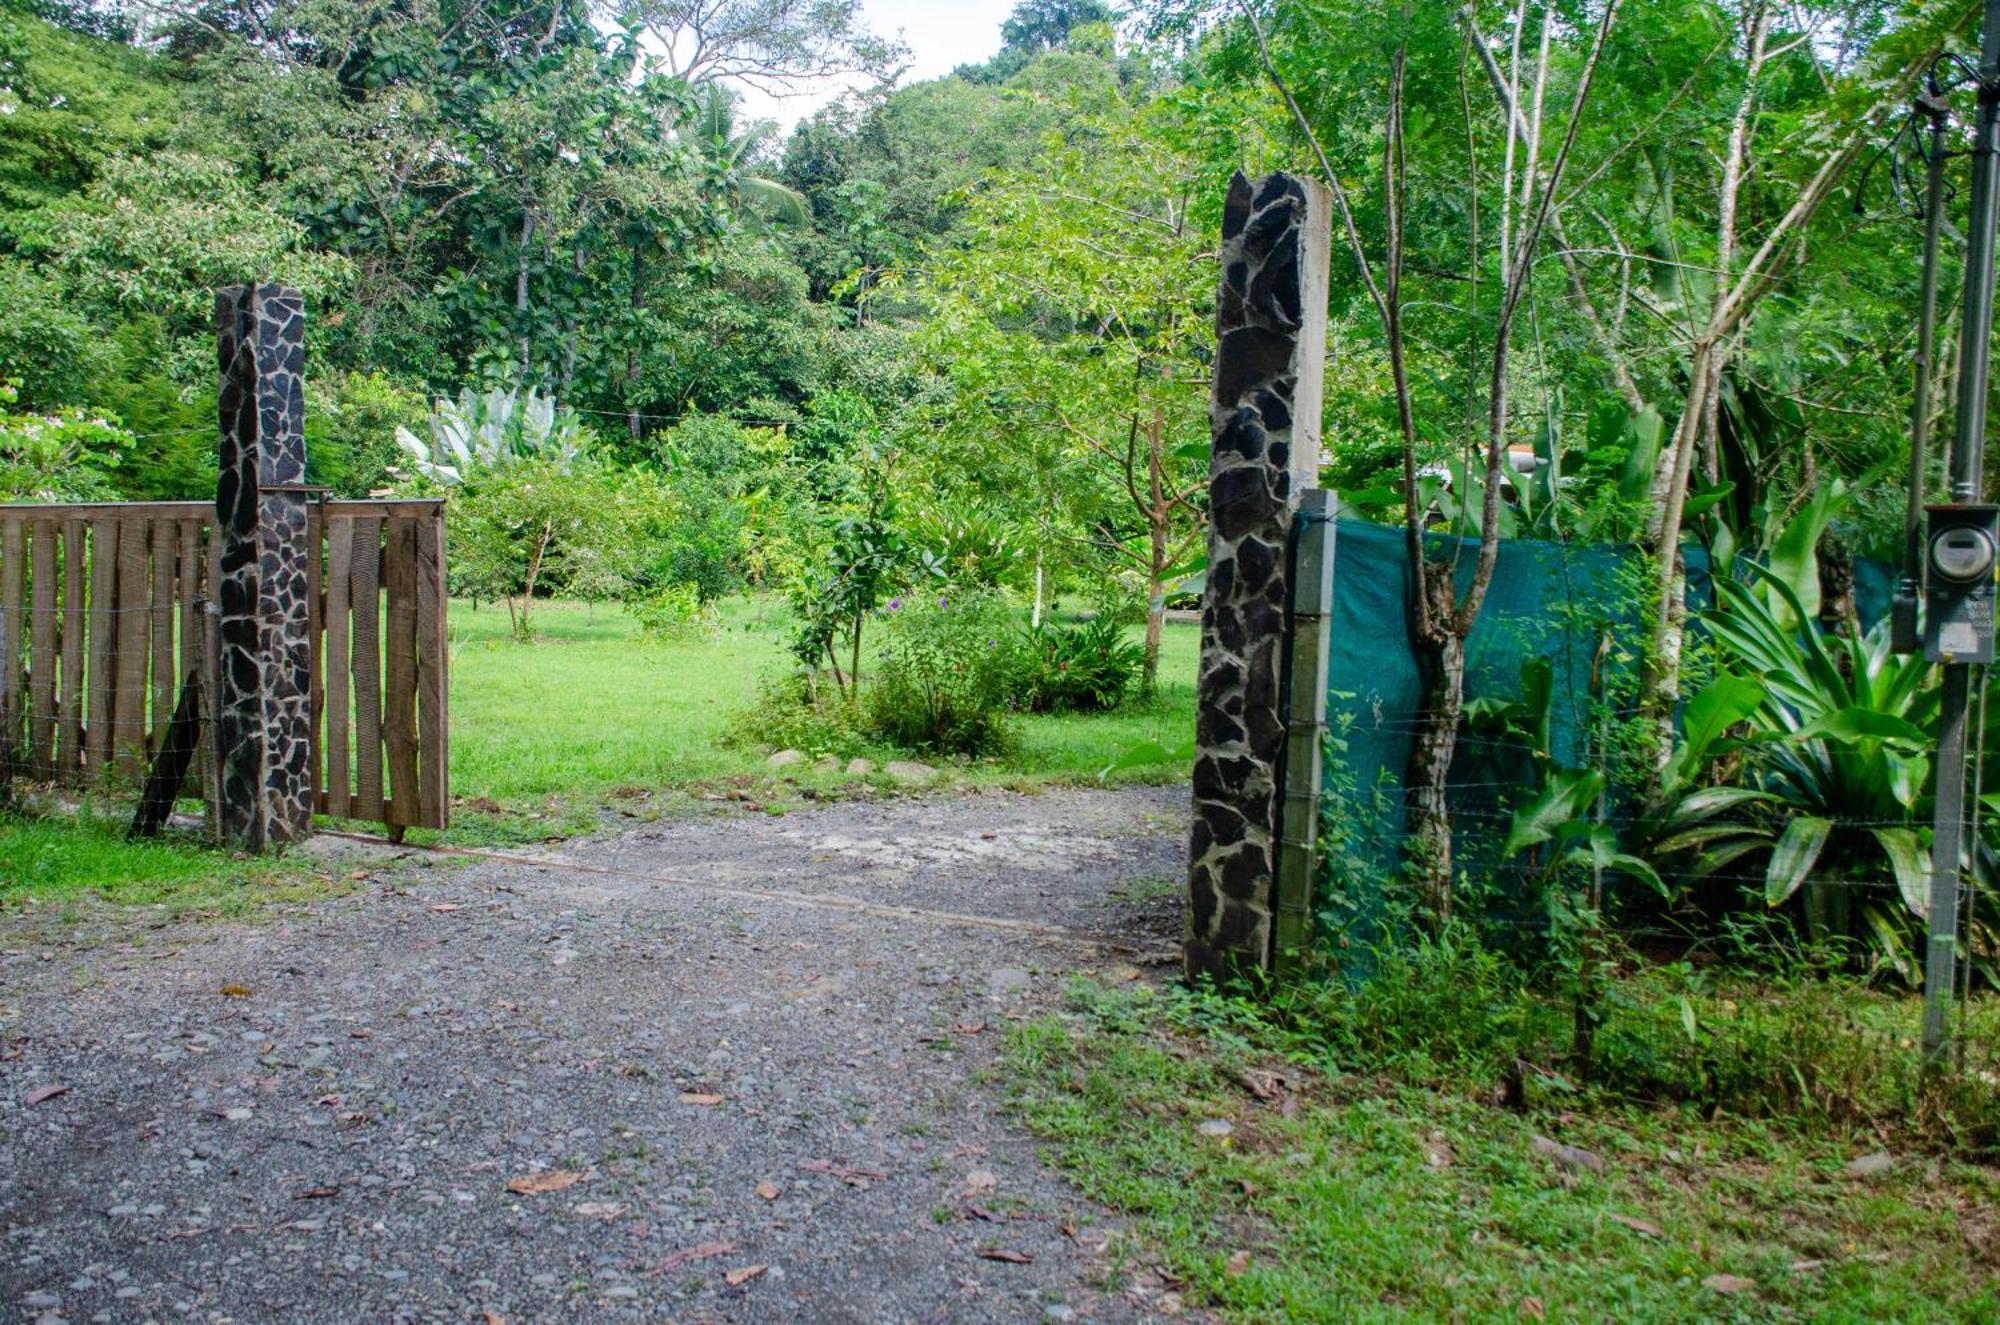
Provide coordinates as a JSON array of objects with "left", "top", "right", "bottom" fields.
[{"left": 0, "top": 786, "right": 1190, "bottom": 1325}]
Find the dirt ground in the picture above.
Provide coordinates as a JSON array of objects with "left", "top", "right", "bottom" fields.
[{"left": 0, "top": 786, "right": 1191, "bottom": 1325}]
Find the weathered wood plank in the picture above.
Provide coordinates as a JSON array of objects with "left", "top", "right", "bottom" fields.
[
  {"left": 324, "top": 516, "right": 353, "bottom": 819},
  {"left": 58, "top": 521, "right": 85, "bottom": 778},
  {"left": 149, "top": 521, "right": 175, "bottom": 757},
  {"left": 307, "top": 504, "right": 323, "bottom": 809},
  {"left": 178, "top": 520, "right": 203, "bottom": 789},
  {"left": 383, "top": 517, "right": 420, "bottom": 828},
  {"left": 29, "top": 522, "right": 57, "bottom": 777},
  {"left": 113, "top": 516, "right": 150, "bottom": 778},
  {"left": 0, "top": 521, "right": 24, "bottom": 768},
  {"left": 350, "top": 518, "right": 384, "bottom": 822},
  {"left": 415, "top": 508, "right": 448, "bottom": 827},
  {"left": 85, "top": 520, "right": 116, "bottom": 776}
]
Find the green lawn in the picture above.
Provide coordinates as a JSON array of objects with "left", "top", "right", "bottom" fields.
[
  {"left": 443, "top": 595, "right": 1197, "bottom": 813},
  {"left": 1, "top": 595, "right": 1196, "bottom": 899},
  {"left": 1009, "top": 981, "right": 2000, "bottom": 1324}
]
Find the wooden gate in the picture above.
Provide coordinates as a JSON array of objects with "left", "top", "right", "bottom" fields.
[{"left": 0, "top": 498, "right": 448, "bottom": 833}]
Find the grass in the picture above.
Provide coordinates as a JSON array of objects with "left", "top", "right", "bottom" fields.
[
  {"left": 1, "top": 594, "right": 1196, "bottom": 903},
  {"left": 1006, "top": 979, "right": 2000, "bottom": 1323},
  {"left": 442, "top": 594, "right": 1196, "bottom": 818},
  {"left": 0, "top": 807, "right": 354, "bottom": 913}
]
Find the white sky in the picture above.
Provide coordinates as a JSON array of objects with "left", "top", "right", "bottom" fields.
[{"left": 734, "top": 0, "right": 1020, "bottom": 129}]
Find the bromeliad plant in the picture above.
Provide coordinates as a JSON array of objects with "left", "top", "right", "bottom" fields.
[{"left": 1704, "top": 565, "right": 1937, "bottom": 976}]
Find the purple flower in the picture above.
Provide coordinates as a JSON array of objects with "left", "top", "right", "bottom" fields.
[
  {"left": 886, "top": 597, "right": 902, "bottom": 612},
  {"left": 939, "top": 596, "right": 949, "bottom": 609}
]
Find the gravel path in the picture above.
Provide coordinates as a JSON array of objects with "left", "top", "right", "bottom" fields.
[{"left": 0, "top": 786, "right": 1191, "bottom": 1325}]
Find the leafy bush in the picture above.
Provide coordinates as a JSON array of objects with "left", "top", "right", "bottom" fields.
[
  {"left": 306, "top": 371, "right": 430, "bottom": 497},
  {"left": 1013, "top": 616, "right": 1144, "bottom": 713},
  {"left": 0, "top": 381, "right": 123, "bottom": 500},
  {"left": 723, "top": 673, "right": 869, "bottom": 758},
  {"left": 631, "top": 582, "right": 717, "bottom": 641},
  {"left": 866, "top": 592, "right": 1018, "bottom": 757},
  {"left": 0, "top": 257, "right": 113, "bottom": 409}
]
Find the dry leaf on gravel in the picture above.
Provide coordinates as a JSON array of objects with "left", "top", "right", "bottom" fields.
[
  {"left": 573, "top": 1202, "right": 625, "bottom": 1220},
  {"left": 754, "top": 1181, "right": 780, "bottom": 1201},
  {"left": 23, "top": 1084, "right": 68, "bottom": 1106},
  {"left": 219, "top": 985, "right": 252, "bottom": 997},
  {"left": 506, "top": 1170, "right": 583, "bottom": 1195},
  {"left": 977, "top": 1248, "right": 1033, "bottom": 1264},
  {"left": 680, "top": 1092, "right": 725, "bottom": 1106},
  {"left": 799, "top": 1159, "right": 885, "bottom": 1185},
  {"left": 641, "top": 1242, "right": 736, "bottom": 1278},
  {"left": 952, "top": 1022, "right": 986, "bottom": 1035},
  {"left": 724, "top": 1265, "right": 767, "bottom": 1287}
]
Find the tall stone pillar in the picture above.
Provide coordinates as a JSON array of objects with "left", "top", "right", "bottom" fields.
[
  {"left": 215, "top": 283, "right": 314, "bottom": 851},
  {"left": 1186, "top": 173, "right": 1331, "bottom": 980}
]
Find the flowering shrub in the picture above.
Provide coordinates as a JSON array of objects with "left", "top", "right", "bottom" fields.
[
  {"left": 866, "top": 591, "right": 1019, "bottom": 757},
  {"left": 0, "top": 381, "right": 124, "bottom": 501}
]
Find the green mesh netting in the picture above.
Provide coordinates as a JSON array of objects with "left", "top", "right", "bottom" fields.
[{"left": 1317, "top": 518, "right": 1891, "bottom": 946}]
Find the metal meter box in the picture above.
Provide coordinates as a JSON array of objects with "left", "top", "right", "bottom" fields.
[{"left": 1924, "top": 503, "right": 2000, "bottom": 664}]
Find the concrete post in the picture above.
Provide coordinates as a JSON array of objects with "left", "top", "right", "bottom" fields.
[
  {"left": 214, "top": 283, "right": 314, "bottom": 852},
  {"left": 1186, "top": 172, "right": 1332, "bottom": 981}
]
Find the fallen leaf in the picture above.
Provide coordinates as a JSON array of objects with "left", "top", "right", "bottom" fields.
[
  {"left": 1519, "top": 1297, "right": 1546, "bottom": 1320},
  {"left": 754, "top": 1181, "right": 780, "bottom": 1201},
  {"left": 429, "top": 903, "right": 462, "bottom": 914},
  {"left": 573, "top": 1202, "right": 625, "bottom": 1220},
  {"left": 963, "top": 1203, "right": 1002, "bottom": 1223},
  {"left": 219, "top": 984, "right": 252, "bottom": 997},
  {"left": 952, "top": 1022, "right": 986, "bottom": 1035},
  {"left": 1790, "top": 1259, "right": 1825, "bottom": 1274},
  {"left": 1238, "top": 1070, "right": 1281, "bottom": 1101},
  {"left": 977, "top": 1248, "right": 1033, "bottom": 1264},
  {"left": 1607, "top": 1213, "right": 1662, "bottom": 1238},
  {"left": 506, "top": 1170, "right": 583, "bottom": 1195},
  {"left": 1225, "top": 1250, "right": 1252, "bottom": 1276},
  {"left": 799, "top": 1159, "right": 885, "bottom": 1185},
  {"left": 1702, "top": 1274, "right": 1757, "bottom": 1295},
  {"left": 680, "top": 1092, "right": 725, "bottom": 1106},
  {"left": 963, "top": 1169, "right": 998, "bottom": 1195},
  {"left": 724, "top": 1265, "right": 767, "bottom": 1287},
  {"left": 23, "top": 1084, "right": 68, "bottom": 1106},
  {"left": 1529, "top": 1134, "right": 1605, "bottom": 1175},
  {"left": 482, "top": 1313, "right": 505, "bottom": 1325},
  {"left": 294, "top": 1186, "right": 339, "bottom": 1200},
  {"left": 641, "top": 1241, "right": 736, "bottom": 1277}
]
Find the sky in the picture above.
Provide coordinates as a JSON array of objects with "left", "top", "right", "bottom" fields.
[{"left": 734, "top": 0, "right": 1020, "bottom": 130}]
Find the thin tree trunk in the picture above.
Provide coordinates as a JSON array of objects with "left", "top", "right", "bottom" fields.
[
  {"left": 628, "top": 239, "right": 646, "bottom": 442},
  {"left": 516, "top": 212, "right": 538, "bottom": 380},
  {"left": 1032, "top": 551, "right": 1044, "bottom": 630},
  {"left": 1405, "top": 569, "right": 1466, "bottom": 918},
  {"left": 519, "top": 517, "right": 553, "bottom": 641},
  {"left": 1143, "top": 408, "right": 1168, "bottom": 693}
]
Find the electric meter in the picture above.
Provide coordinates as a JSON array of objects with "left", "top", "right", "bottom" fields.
[{"left": 1924, "top": 504, "right": 2000, "bottom": 664}]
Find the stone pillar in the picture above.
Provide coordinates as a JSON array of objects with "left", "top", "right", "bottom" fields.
[
  {"left": 1186, "top": 173, "right": 1331, "bottom": 981},
  {"left": 214, "top": 283, "right": 314, "bottom": 852}
]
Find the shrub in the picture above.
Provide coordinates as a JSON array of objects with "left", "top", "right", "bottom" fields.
[
  {"left": 631, "top": 582, "right": 717, "bottom": 641},
  {"left": 724, "top": 673, "right": 869, "bottom": 758},
  {"left": 866, "top": 592, "right": 1018, "bottom": 757},
  {"left": 1014, "top": 616, "right": 1144, "bottom": 713},
  {"left": 0, "top": 381, "right": 124, "bottom": 501}
]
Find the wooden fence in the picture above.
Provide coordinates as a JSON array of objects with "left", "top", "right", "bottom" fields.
[{"left": 0, "top": 499, "right": 447, "bottom": 832}]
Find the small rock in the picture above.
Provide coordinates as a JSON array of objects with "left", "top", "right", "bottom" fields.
[
  {"left": 884, "top": 760, "right": 939, "bottom": 785},
  {"left": 602, "top": 1285, "right": 639, "bottom": 1300},
  {"left": 845, "top": 758, "right": 875, "bottom": 777},
  {"left": 22, "top": 1293, "right": 60, "bottom": 1310},
  {"left": 988, "top": 968, "right": 1031, "bottom": 998},
  {"left": 1529, "top": 1134, "right": 1604, "bottom": 1174},
  {"left": 1845, "top": 1152, "right": 1895, "bottom": 1179},
  {"left": 1196, "top": 1119, "right": 1234, "bottom": 1138},
  {"left": 1045, "top": 1307, "right": 1077, "bottom": 1322},
  {"left": 813, "top": 756, "right": 841, "bottom": 774},
  {"left": 766, "top": 749, "right": 806, "bottom": 769}
]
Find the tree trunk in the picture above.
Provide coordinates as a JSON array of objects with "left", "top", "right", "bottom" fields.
[
  {"left": 516, "top": 212, "right": 538, "bottom": 380},
  {"left": 627, "top": 240, "right": 646, "bottom": 443},
  {"left": 1404, "top": 568, "right": 1468, "bottom": 922},
  {"left": 1142, "top": 408, "right": 1168, "bottom": 694},
  {"left": 519, "top": 518, "right": 553, "bottom": 641}
]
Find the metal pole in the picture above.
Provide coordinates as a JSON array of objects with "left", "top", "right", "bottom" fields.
[
  {"left": 1895, "top": 84, "right": 1952, "bottom": 655},
  {"left": 1923, "top": 0, "right": 2000, "bottom": 1068}
]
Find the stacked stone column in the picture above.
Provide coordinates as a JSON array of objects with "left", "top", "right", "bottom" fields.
[
  {"left": 1186, "top": 173, "right": 1331, "bottom": 980},
  {"left": 215, "top": 284, "right": 314, "bottom": 851}
]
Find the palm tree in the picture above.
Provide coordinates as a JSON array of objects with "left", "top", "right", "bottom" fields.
[{"left": 685, "top": 83, "right": 807, "bottom": 228}]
